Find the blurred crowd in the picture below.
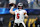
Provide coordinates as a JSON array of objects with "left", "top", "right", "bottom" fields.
[{"left": 0, "top": 0, "right": 40, "bottom": 9}]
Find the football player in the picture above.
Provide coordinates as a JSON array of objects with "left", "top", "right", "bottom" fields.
[{"left": 10, "top": 3, "right": 28, "bottom": 27}]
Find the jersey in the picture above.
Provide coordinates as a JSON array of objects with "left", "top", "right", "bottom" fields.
[{"left": 14, "top": 9, "right": 27, "bottom": 23}]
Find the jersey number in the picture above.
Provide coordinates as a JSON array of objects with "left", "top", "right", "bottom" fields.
[{"left": 17, "top": 13, "right": 20, "bottom": 19}]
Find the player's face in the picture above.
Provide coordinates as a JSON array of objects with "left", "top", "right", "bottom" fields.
[{"left": 18, "top": 6, "right": 23, "bottom": 9}]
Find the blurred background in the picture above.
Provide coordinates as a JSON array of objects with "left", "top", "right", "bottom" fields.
[
  {"left": 0, "top": 0, "right": 40, "bottom": 9},
  {"left": 0, "top": 0, "right": 40, "bottom": 27}
]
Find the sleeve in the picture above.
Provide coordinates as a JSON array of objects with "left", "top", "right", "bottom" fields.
[
  {"left": 25, "top": 10, "right": 27, "bottom": 14},
  {"left": 24, "top": 10, "right": 27, "bottom": 15},
  {"left": 24, "top": 10, "right": 28, "bottom": 16}
]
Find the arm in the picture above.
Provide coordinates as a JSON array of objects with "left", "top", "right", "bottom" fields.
[
  {"left": 10, "top": 5, "right": 15, "bottom": 15},
  {"left": 24, "top": 11, "right": 28, "bottom": 19}
]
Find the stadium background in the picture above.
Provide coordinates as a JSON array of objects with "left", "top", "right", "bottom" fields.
[{"left": 0, "top": 0, "right": 40, "bottom": 27}]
